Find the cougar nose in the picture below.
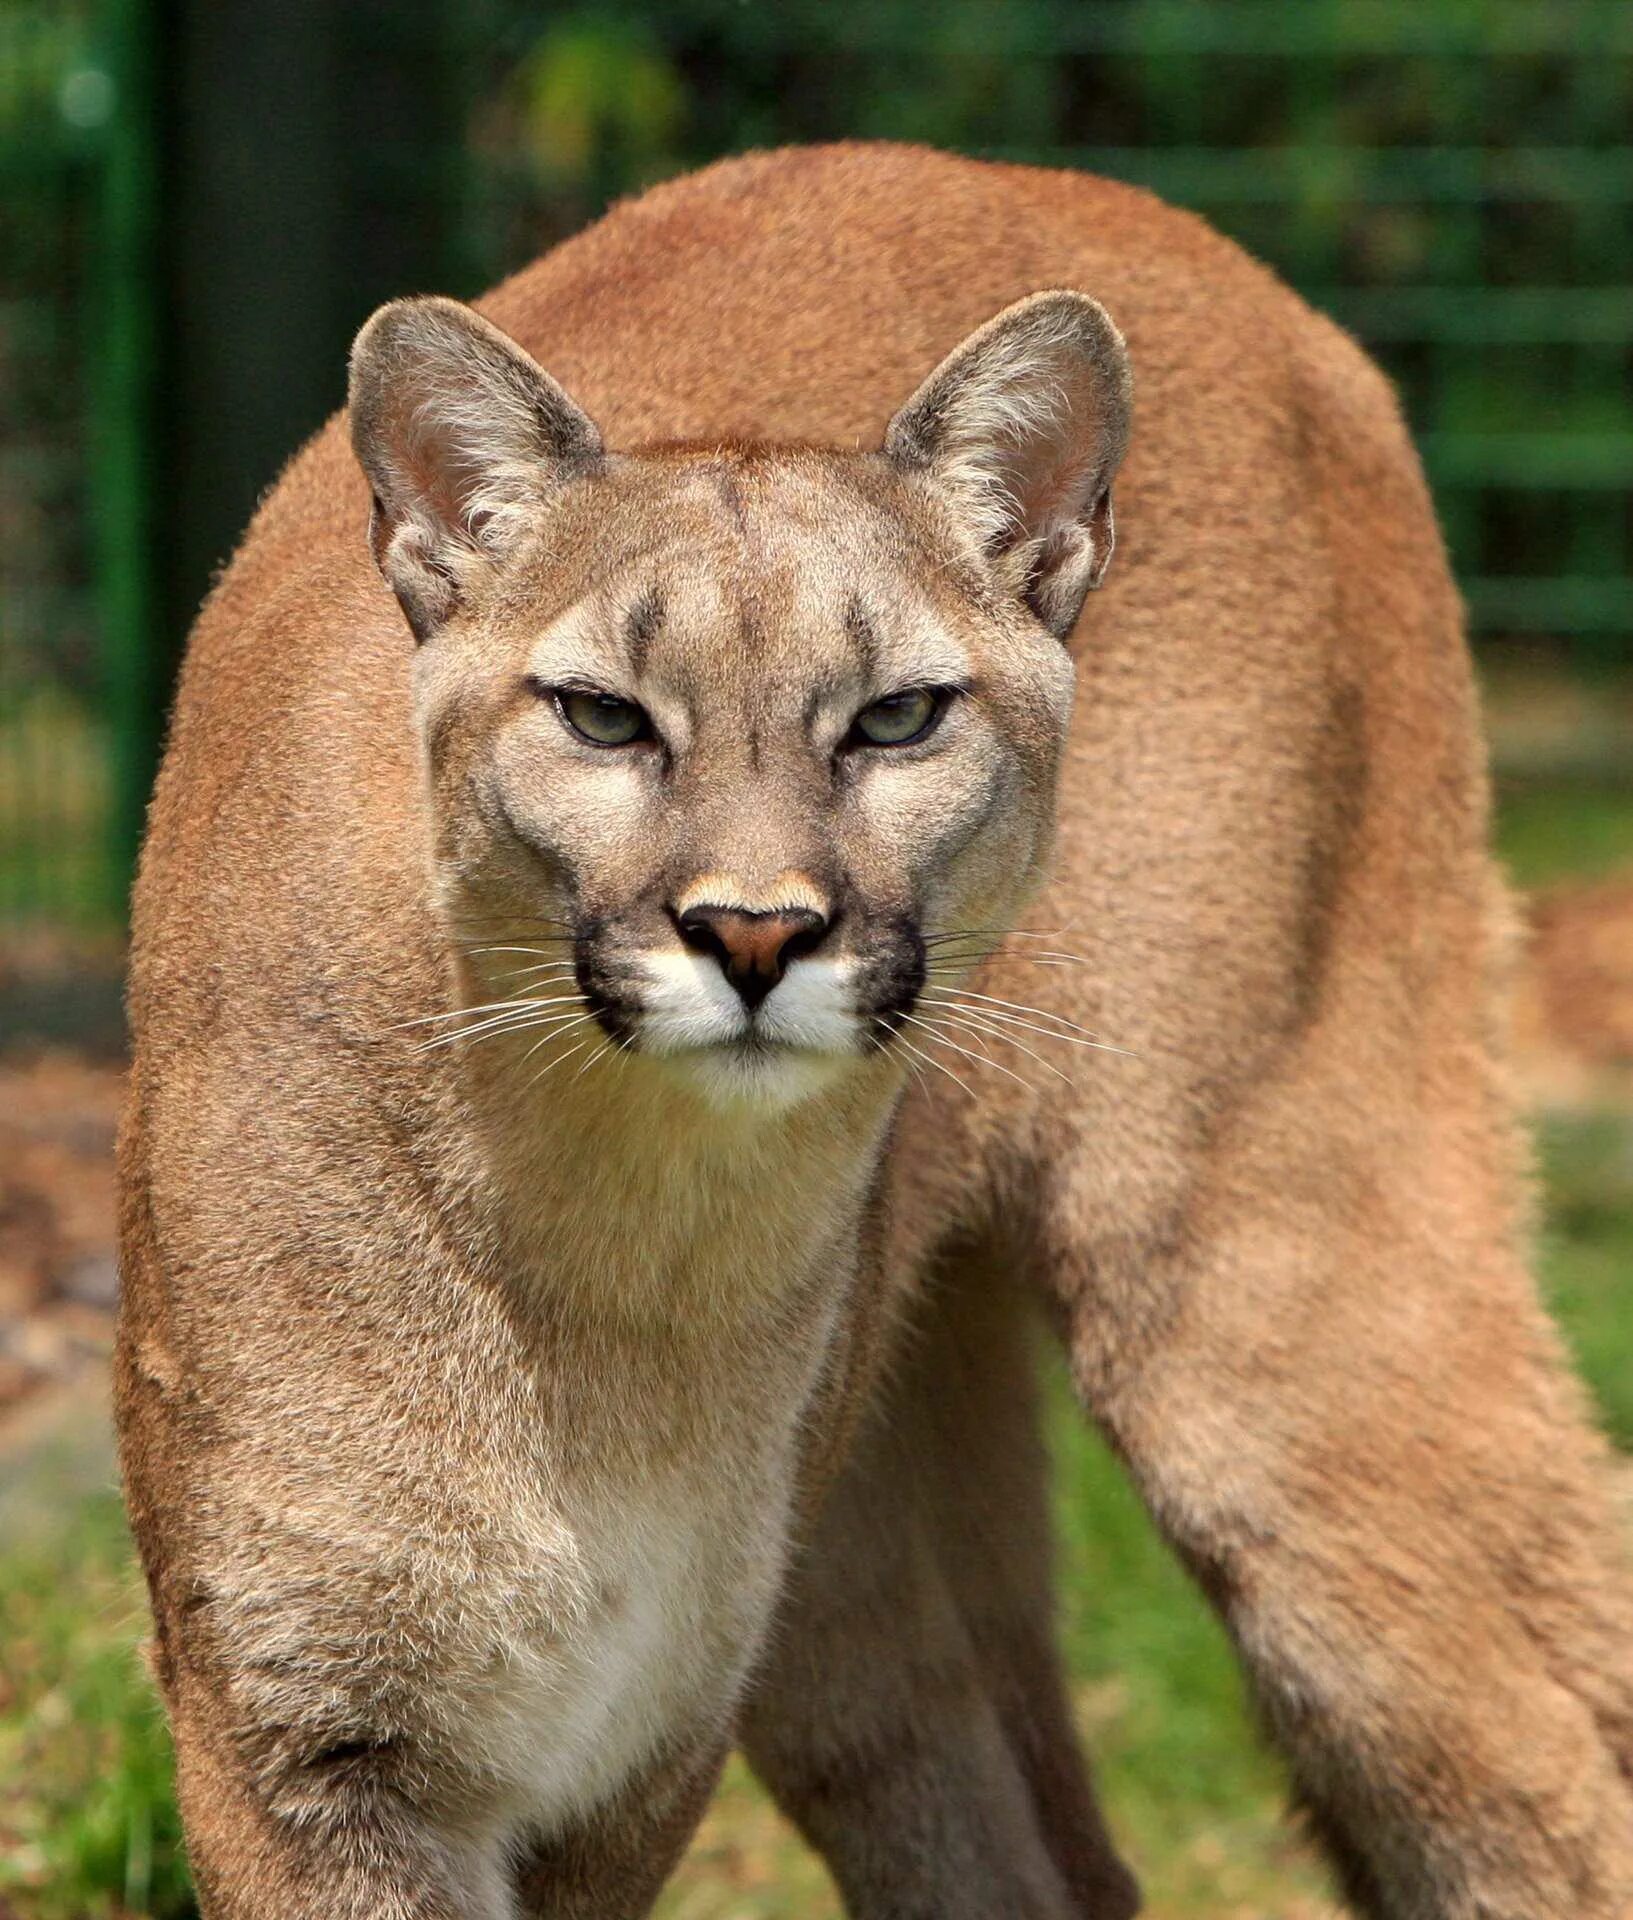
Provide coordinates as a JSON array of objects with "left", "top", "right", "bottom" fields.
[{"left": 673, "top": 904, "right": 831, "bottom": 1009}]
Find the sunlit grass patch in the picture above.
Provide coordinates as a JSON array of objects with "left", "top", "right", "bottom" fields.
[{"left": 0, "top": 1489, "right": 191, "bottom": 1919}]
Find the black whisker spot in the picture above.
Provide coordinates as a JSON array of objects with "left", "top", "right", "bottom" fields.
[{"left": 308, "top": 1735, "right": 397, "bottom": 1771}]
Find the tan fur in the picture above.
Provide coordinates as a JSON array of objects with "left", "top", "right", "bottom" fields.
[{"left": 118, "top": 143, "right": 1633, "bottom": 1920}]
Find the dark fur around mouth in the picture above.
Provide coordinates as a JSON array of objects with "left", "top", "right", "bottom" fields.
[
  {"left": 572, "top": 924, "right": 639, "bottom": 1048},
  {"left": 860, "top": 919, "right": 926, "bottom": 1050}
]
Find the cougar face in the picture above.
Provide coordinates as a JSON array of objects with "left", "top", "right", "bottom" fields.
[{"left": 351, "top": 293, "right": 1131, "bottom": 1106}]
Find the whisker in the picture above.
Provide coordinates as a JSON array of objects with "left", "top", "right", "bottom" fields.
[
  {"left": 889, "top": 1030, "right": 977, "bottom": 1101},
  {"left": 922, "top": 1002, "right": 1074, "bottom": 1087},
  {"left": 412, "top": 1004, "right": 589, "bottom": 1054},
  {"left": 451, "top": 929, "right": 575, "bottom": 949},
  {"left": 917, "top": 943, "right": 1002, "bottom": 969},
  {"left": 894, "top": 1050, "right": 933, "bottom": 1100},
  {"left": 901, "top": 1012, "right": 1042, "bottom": 1098},
  {"left": 871, "top": 1017, "right": 925, "bottom": 1087},
  {"left": 537, "top": 1038, "right": 596, "bottom": 1086},
  {"left": 393, "top": 992, "right": 586, "bottom": 1033},
  {"left": 923, "top": 998, "right": 1113, "bottom": 1050},
  {"left": 462, "top": 948, "right": 579, "bottom": 967},
  {"left": 395, "top": 999, "right": 547, "bottom": 1033},
  {"left": 921, "top": 984, "right": 1112, "bottom": 1040},
  {"left": 517, "top": 1009, "right": 597, "bottom": 1070},
  {"left": 922, "top": 992, "right": 1137, "bottom": 1058},
  {"left": 921, "top": 927, "right": 1072, "bottom": 944},
  {"left": 918, "top": 949, "right": 1001, "bottom": 975},
  {"left": 451, "top": 937, "right": 575, "bottom": 957},
  {"left": 882, "top": 1032, "right": 932, "bottom": 1098},
  {"left": 415, "top": 1017, "right": 583, "bottom": 1058},
  {"left": 921, "top": 923, "right": 1131, "bottom": 972},
  {"left": 490, "top": 961, "right": 580, "bottom": 984},
  {"left": 526, "top": 1028, "right": 602, "bottom": 1091},
  {"left": 569, "top": 1035, "right": 617, "bottom": 1083},
  {"left": 923, "top": 947, "right": 1100, "bottom": 973},
  {"left": 450, "top": 912, "right": 575, "bottom": 931}
]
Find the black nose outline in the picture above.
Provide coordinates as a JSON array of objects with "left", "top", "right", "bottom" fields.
[{"left": 673, "top": 904, "right": 832, "bottom": 1010}]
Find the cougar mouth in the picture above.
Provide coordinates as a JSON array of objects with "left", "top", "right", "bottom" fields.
[{"left": 559, "top": 915, "right": 926, "bottom": 1108}]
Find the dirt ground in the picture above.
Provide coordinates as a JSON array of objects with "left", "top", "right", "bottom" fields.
[
  {"left": 2, "top": 877, "right": 1631, "bottom": 1442},
  {"left": 0, "top": 1049, "right": 120, "bottom": 1434},
  {"left": 1514, "top": 875, "right": 1633, "bottom": 1104}
]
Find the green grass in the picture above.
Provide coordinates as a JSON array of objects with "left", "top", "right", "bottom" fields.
[
  {"left": 0, "top": 687, "right": 117, "bottom": 927},
  {"left": 1493, "top": 780, "right": 1633, "bottom": 892},
  {"left": 1538, "top": 1113, "right": 1633, "bottom": 1451},
  {"left": 1043, "top": 1389, "right": 1336, "bottom": 1915},
  {"left": 0, "top": 1498, "right": 191, "bottom": 1919}
]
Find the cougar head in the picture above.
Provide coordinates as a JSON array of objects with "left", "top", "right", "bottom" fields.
[{"left": 349, "top": 289, "right": 1131, "bottom": 1109}]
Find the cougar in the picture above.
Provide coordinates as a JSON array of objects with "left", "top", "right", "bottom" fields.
[{"left": 117, "top": 142, "right": 1633, "bottom": 1919}]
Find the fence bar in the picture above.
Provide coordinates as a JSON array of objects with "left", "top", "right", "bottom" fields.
[{"left": 89, "top": 0, "right": 160, "bottom": 914}]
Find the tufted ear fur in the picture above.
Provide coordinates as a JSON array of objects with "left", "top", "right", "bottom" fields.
[
  {"left": 884, "top": 291, "right": 1133, "bottom": 639},
  {"left": 348, "top": 296, "right": 603, "bottom": 641}
]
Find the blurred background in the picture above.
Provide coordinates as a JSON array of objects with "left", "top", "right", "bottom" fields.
[{"left": 1, "top": 3, "right": 1630, "bottom": 1916}]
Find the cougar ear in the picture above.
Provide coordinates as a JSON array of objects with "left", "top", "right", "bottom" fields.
[
  {"left": 884, "top": 291, "right": 1133, "bottom": 639},
  {"left": 348, "top": 296, "right": 603, "bottom": 640}
]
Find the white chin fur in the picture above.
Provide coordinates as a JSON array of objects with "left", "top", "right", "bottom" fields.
[
  {"left": 632, "top": 952, "right": 862, "bottom": 1108},
  {"left": 661, "top": 1044, "right": 854, "bottom": 1112}
]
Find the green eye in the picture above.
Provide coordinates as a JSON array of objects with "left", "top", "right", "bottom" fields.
[
  {"left": 850, "top": 687, "right": 944, "bottom": 747},
  {"left": 556, "top": 689, "right": 649, "bottom": 747}
]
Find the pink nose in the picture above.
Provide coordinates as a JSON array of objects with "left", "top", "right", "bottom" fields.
[{"left": 673, "top": 904, "right": 831, "bottom": 1008}]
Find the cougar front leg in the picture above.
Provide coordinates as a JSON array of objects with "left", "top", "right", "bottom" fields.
[
  {"left": 741, "top": 1249, "right": 1140, "bottom": 1920},
  {"left": 162, "top": 1685, "right": 507, "bottom": 1920},
  {"left": 514, "top": 1742, "right": 726, "bottom": 1920},
  {"left": 155, "top": 1564, "right": 722, "bottom": 1920},
  {"left": 1043, "top": 1119, "right": 1633, "bottom": 1918}
]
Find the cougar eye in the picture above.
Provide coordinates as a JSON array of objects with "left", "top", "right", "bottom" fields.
[
  {"left": 554, "top": 688, "right": 650, "bottom": 747},
  {"left": 848, "top": 687, "right": 945, "bottom": 748}
]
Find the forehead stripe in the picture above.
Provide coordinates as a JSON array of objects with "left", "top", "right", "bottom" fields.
[
  {"left": 844, "top": 596, "right": 879, "bottom": 677},
  {"left": 624, "top": 584, "right": 664, "bottom": 673}
]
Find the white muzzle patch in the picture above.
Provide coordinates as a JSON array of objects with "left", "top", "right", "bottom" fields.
[{"left": 632, "top": 950, "right": 862, "bottom": 1108}]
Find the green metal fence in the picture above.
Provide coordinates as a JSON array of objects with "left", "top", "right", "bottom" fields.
[
  {"left": 1, "top": 0, "right": 1629, "bottom": 929},
  {"left": 0, "top": 0, "right": 153, "bottom": 927}
]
